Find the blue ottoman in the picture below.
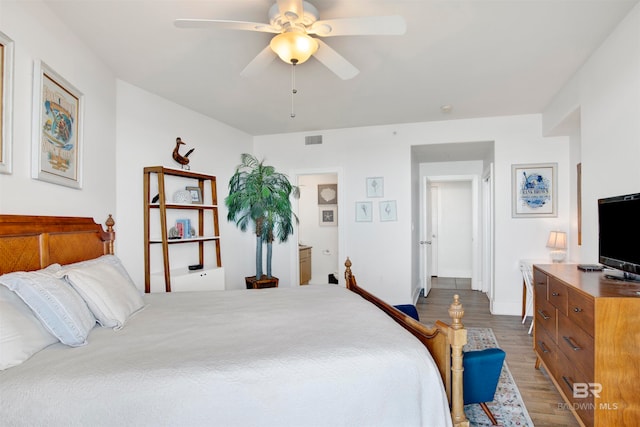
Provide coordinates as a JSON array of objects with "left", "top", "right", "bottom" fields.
[{"left": 463, "top": 347, "right": 506, "bottom": 425}]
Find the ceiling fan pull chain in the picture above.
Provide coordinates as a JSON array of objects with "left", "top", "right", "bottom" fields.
[{"left": 290, "top": 61, "right": 298, "bottom": 118}]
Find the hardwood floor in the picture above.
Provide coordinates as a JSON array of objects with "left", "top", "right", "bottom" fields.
[{"left": 418, "top": 279, "right": 580, "bottom": 427}]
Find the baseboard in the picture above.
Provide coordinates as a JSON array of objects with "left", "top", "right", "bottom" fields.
[{"left": 412, "top": 284, "right": 423, "bottom": 304}]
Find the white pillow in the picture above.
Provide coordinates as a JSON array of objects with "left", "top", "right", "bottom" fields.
[
  {"left": 0, "top": 268, "right": 96, "bottom": 347},
  {"left": 0, "top": 284, "right": 58, "bottom": 370},
  {"left": 59, "top": 257, "right": 145, "bottom": 329}
]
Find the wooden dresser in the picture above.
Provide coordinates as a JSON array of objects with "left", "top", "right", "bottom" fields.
[
  {"left": 299, "top": 245, "right": 312, "bottom": 285},
  {"left": 533, "top": 264, "right": 640, "bottom": 426}
]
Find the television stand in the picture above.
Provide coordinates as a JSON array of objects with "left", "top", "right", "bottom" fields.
[{"left": 533, "top": 263, "right": 640, "bottom": 426}]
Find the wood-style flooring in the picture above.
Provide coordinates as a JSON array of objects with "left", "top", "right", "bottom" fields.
[{"left": 418, "top": 278, "right": 580, "bottom": 427}]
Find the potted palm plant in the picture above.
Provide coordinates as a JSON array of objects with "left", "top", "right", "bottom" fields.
[{"left": 225, "top": 153, "right": 299, "bottom": 288}]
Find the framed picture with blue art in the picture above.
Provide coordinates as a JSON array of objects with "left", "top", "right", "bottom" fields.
[
  {"left": 512, "top": 163, "right": 557, "bottom": 218},
  {"left": 31, "top": 60, "right": 84, "bottom": 189}
]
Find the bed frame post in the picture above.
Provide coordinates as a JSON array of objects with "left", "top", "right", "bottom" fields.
[
  {"left": 104, "top": 214, "right": 115, "bottom": 255},
  {"left": 448, "top": 295, "right": 469, "bottom": 427}
]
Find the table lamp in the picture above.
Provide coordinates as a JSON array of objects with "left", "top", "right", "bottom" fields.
[{"left": 546, "top": 231, "right": 567, "bottom": 262}]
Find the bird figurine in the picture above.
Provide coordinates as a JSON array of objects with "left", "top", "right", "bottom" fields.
[{"left": 172, "top": 137, "right": 195, "bottom": 169}]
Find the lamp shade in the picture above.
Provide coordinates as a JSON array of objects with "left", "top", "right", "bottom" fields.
[
  {"left": 270, "top": 31, "right": 318, "bottom": 65},
  {"left": 546, "top": 231, "right": 567, "bottom": 249}
]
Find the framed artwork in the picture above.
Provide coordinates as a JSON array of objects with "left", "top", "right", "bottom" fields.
[
  {"left": 512, "top": 163, "right": 557, "bottom": 217},
  {"left": 31, "top": 60, "right": 84, "bottom": 189},
  {"left": 317, "top": 183, "right": 337, "bottom": 205},
  {"left": 355, "top": 201, "right": 373, "bottom": 222},
  {"left": 186, "top": 186, "right": 202, "bottom": 204},
  {"left": 319, "top": 206, "right": 337, "bottom": 226},
  {"left": 366, "top": 177, "right": 384, "bottom": 198},
  {"left": 577, "top": 163, "right": 582, "bottom": 245},
  {"left": 379, "top": 200, "right": 397, "bottom": 222},
  {"left": 0, "top": 31, "right": 14, "bottom": 174}
]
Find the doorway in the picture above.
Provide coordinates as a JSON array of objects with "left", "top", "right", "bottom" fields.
[
  {"left": 422, "top": 175, "right": 480, "bottom": 294},
  {"left": 293, "top": 171, "right": 342, "bottom": 285}
]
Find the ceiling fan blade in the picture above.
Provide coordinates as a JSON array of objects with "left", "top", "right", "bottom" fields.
[
  {"left": 309, "top": 15, "right": 406, "bottom": 37},
  {"left": 174, "top": 19, "right": 279, "bottom": 33},
  {"left": 277, "top": 0, "right": 304, "bottom": 22},
  {"left": 312, "top": 39, "right": 359, "bottom": 80},
  {"left": 240, "top": 46, "right": 277, "bottom": 78}
]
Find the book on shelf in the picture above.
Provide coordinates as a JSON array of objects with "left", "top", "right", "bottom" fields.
[{"left": 176, "top": 218, "right": 191, "bottom": 238}]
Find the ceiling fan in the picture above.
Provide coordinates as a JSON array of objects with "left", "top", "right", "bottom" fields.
[{"left": 174, "top": 0, "right": 406, "bottom": 80}]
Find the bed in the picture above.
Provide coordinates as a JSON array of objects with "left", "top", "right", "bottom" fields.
[{"left": 0, "top": 214, "right": 468, "bottom": 427}]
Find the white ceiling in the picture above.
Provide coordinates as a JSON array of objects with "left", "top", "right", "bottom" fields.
[{"left": 43, "top": 0, "right": 638, "bottom": 136}]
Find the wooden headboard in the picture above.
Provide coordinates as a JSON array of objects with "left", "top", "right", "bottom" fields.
[{"left": 0, "top": 214, "right": 115, "bottom": 274}]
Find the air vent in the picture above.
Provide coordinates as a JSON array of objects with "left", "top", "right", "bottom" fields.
[{"left": 305, "top": 135, "right": 323, "bottom": 145}]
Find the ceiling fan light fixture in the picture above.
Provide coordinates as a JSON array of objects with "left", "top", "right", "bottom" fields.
[{"left": 270, "top": 30, "right": 318, "bottom": 65}]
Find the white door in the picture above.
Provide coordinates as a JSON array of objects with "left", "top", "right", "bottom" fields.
[
  {"left": 421, "top": 182, "right": 435, "bottom": 295},
  {"left": 430, "top": 185, "right": 439, "bottom": 277}
]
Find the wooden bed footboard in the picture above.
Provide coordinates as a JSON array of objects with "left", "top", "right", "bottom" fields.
[{"left": 344, "top": 258, "right": 469, "bottom": 427}]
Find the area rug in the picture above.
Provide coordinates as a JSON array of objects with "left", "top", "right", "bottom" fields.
[{"left": 464, "top": 328, "right": 534, "bottom": 427}]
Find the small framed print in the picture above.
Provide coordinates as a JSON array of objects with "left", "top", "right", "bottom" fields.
[
  {"left": 512, "top": 163, "right": 557, "bottom": 217},
  {"left": 31, "top": 60, "right": 84, "bottom": 188},
  {"left": 355, "top": 201, "right": 373, "bottom": 222},
  {"left": 317, "top": 183, "right": 337, "bottom": 205},
  {"left": 366, "top": 177, "right": 384, "bottom": 198},
  {"left": 379, "top": 200, "right": 397, "bottom": 222},
  {"left": 186, "top": 186, "right": 202, "bottom": 204},
  {"left": 319, "top": 206, "right": 337, "bottom": 226},
  {"left": 1, "top": 31, "right": 14, "bottom": 175}
]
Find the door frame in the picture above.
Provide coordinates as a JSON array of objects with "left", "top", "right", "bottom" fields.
[
  {"left": 290, "top": 167, "right": 345, "bottom": 286},
  {"left": 421, "top": 174, "right": 481, "bottom": 292}
]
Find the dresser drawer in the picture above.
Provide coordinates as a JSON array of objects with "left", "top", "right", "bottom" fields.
[
  {"left": 533, "top": 268, "right": 548, "bottom": 288},
  {"left": 556, "top": 349, "right": 595, "bottom": 427},
  {"left": 548, "top": 277, "right": 568, "bottom": 315},
  {"left": 534, "top": 279, "right": 547, "bottom": 305},
  {"left": 535, "top": 327, "right": 558, "bottom": 377},
  {"left": 535, "top": 296, "right": 557, "bottom": 342},
  {"left": 558, "top": 313, "right": 594, "bottom": 376},
  {"left": 568, "top": 288, "right": 595, "bottom": 337}
]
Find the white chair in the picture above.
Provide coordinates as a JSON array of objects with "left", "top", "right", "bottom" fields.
[{"left": 521, "top": 264, "right": 534, "bottom": 335}]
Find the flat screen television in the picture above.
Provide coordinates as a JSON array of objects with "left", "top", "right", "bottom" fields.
[{"left": 598, "top": 192, "right": 640, "bottom": 280}]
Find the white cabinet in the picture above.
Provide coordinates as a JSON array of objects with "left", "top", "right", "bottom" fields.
[{"left": 149, "top": 267, "right": 225, "bottom": 292}]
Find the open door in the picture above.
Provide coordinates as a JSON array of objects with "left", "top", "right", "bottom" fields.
[{"left": 421, "top": 181, "right": 434, "bottom": 295}]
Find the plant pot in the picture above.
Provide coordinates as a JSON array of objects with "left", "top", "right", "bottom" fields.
[{"left": 245, "top": 276, "right": 279, "bottom": 289}]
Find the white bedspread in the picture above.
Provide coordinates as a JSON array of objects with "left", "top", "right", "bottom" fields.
[{"left": 0, "top": 284, "right": 452, "bottom": 427}]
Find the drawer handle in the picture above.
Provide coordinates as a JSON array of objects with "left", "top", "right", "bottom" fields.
[
  {"left": 538, "top": 341, "right": 550, "bottom": 354},
  {"left": 573, "top": 307, "right": 583, "bottom": 313},
  {"left": 551, "top": 292, "right": 560, "bottom": 296},
  {"left": 563, "top": 336, "right": 582, "bottom": 351},
  {"left": 537, "top": 309, "right": 551, "bottom": 320}
]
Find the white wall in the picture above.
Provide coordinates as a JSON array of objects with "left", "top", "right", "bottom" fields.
[
  {"left": 543, "top": 3, "right": 640, "bottom": 263},
  {"left": 115, "top": 81, "right": 254, "bottom": 291},
  {"left": 255, "top": 115, "right": 570, "bottom": 311},
  {"left": 0, "top": 0, "right": 115, "bottom": 220},
  {"left": 6, "top": 0, "right": 635, "bottom": 315}
]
